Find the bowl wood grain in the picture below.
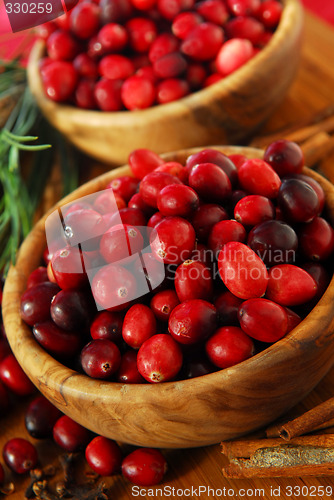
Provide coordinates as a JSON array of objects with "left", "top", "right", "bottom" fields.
[{"left": 3, "top": 146, "right": 334, "bottom": 449}]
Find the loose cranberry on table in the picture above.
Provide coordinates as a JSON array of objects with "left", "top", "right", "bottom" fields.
[
  {"left": 122, "top": 448, "right": 167, "bottom": 486},
  {"left": 85, "top": 436, "right": 122, "bottom": 476},
  {"left": 25, "top": 395, "right": 62, "bottom": 439},
  {"left": 0, "top": 354, "right": 35, "bottom": 396},
  {"left": 53, "top": 415, "right": 91, "bottom": 452},
  {"left": 3, "top": 438, "right": 38, "bottom": 474}
]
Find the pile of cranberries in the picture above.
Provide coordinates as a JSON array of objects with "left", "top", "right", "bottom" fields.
[
  {"left": 37, "top": 0, "right": 283, "bottom": 109},
  {"left": 19, "top": 140, "right": 334, "bottom": 387}
]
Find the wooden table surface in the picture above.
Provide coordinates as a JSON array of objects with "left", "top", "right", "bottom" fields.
[{"left": 2, "top": 10, "right": 334, "bottom": 500}]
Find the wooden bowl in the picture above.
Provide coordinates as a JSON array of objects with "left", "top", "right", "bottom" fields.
[
  {"left": 3, "top": 145, "right": 334, "bottom": 449},
  {"left": 27, "top": 0, "right": 304, "bottom": 166}
]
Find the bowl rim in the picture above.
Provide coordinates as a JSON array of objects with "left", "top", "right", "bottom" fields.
[
  {"left": 3, "top": 145, "right": 334, "bottom": 403},
  {"left": 27, "top": 0, "right": 303, "bottom": 125}
]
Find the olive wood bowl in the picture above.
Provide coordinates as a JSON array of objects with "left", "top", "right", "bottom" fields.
[
  {"left": 3, "top": 145, "right": 334, "bottom": 449},
  {"left": 27, "top": 0, "right": 304, "bottom": 166}
]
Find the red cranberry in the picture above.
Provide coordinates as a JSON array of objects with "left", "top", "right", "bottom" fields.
[
  {"left": 70, "top": 2, "right": 101, "bottom": 39},
  {"left": 238, "top": 159, "right": 281, "bottom": 199},
  {"left": 215, "top": 290, "right": 243, "bottom": 326},
  {"left": 186, "top": 148, "right": 238, "bottom": 187},
  {"left": 234, "top": 195, "right": 275, "bottom": 227},
  {"left": 256, "top": 0, "right": 283, "bottom": 28},
  {"left": 53, "top": 415, "right": 91, "bottom": 452},
  {"left": 149, "top": 33, "right": 180, "bottom": 62},
  {"left": 50, "top": 289, "right": 93, "bottom": 331},
  {"left": 181, "top": 23, "right": 224, "bottom": 61},
  {"left": 98, "top": 23, "right": 128, "bottom": 51},
  {"left": 85, "top": 436, "right": 122, "bottom": 476},
  {"left": 128, "top": 149, "right": 164, "bottom": 179},
  {"left": 126, "top": 17, "right": 157, "bottom": 52},
  {"left": 156, "top": 78, "right": 189, "bottom": 103},
  {"left": 147, "top": 211, "right": 165, "bottom": 228},
  {"left": 208, "top": 219, "right": 246, "bottom": 258},
  {"left": 278, "top": 178, "right": 320, "bottom": 223},
  {"left": 64, "top": 208, "right": 107, "bottom": 251},
  {"left": 157, "top": 184, "right": 199, "bottom": 218},
  {"left": 218, "top": 241, "right": 269, "bottom": 299},
  {"left": 33, "top": 321, "right": 82, "bottom": 358},
  {"left": 25, "top": 395, "right": 62, "bottom": 439},
  {"left": 41, "top": 61, "right": 77, "bottom": 102},
  {"left": 264, "top": 140, "right": 304, "bottom": 177},
  {"left": 175, "top": 260, "right": 213, "bottom": 301},
  {"left": 228, "top": 153, "right": 248, "bottom": 169},
  {"left": 215, "top": 38, "right": 254, "bottom": 76},
  {"left": 172, "top": 12, "right": 202, "bottom": 39},
  {"left": 132, "top": 0, "right": 158, "bottom": 9},
  {"left": 122, "top": 448, "right": 167, "bottom": 486},
  {"left": 239, "top": 298, "right": 288, "bottom": 342},
  {"left": 266, "top": 264, "right": 318, "bottom": 306},
  {"left": 75, "top": 79, "right": 96, "bottom": 109},
  {"left": 100, "top": 0, "right": 134, "bottom": 24},
  {"left": 140, "top": 171, "right": 182, "bottom": 208},
  {"left": 204, "top": 73, "right": 224, "bottom": 86},
  {"left": 192, "top": 204, "right": 228, "bottom": 242},
  {"left": 26, "top": 267, "right": 49, "bottom": 289},
  {"left": 116, "top": 350, "right": 145, "bottom": 383},
  {"left": 20, "top": 282, "right": 59, "bottom": 326},
  {"left": 196, "top": 0, "right": 228, "bottom": 25},
  {"left": 3, "top": 438, "right": 38, "bottom": 474},
  {"left": 94, "top": 191, "right": 126, "bottom": 215},
  {"left": 225, "top": 16, "right": 264, "bottom": 45},
  {"left": 153, "top": 52, "right": 187, "bottom": 79},
  {"left": 46, "top": 29, "right": 79, "bottom": 61},
  {"left": 128, "top": 193, "right": 155, "bottom": 217},
  {"left": 226, "top": 0, "right": 260, "bottom": 16},
  {"left": 99, "top": 54, "right": 135, "bottom": 80},
  {"left": 188, "top": 162, "right": 232, "bottom": 202},
  {"left": 100, "top": 224, "right": 144, "bottom": 264},
  {"left": 92, "top": 264, "right": 137, "bottom": 311},
  {"left": 122, "top": 75, "right": 156, "bottom": 109},
  {"left": 150, "top": 216, "right": 196, "bottom": 264},
  {"left": 51, "top": 247, "right": 88, "bottom": 290},
  {"left": 122, "top": 304, "right": 157, "bottom": 348},
  {"left": 205, "top": 326, "right": 254, "bottom": 368},
  {"left": 150, "top": 289, "right": 180, "bottom": 321},
  {"left": 155, "top": 162, "right": 188, "bottom": 183},
  {"left": 299, "top": 217, "right": 334, "bottom": 261},
  {"left": 113, "top": 207, "right": 147, "bottom": 227},
  {"left": 81, "top": 339, "right": 121, "bottom": 379},
  {"left": 157, "top": 0, "right": 194, "bottom": 20},
  {"left": 285, "top": 174, "right": 325, "bottom": 215},
  {"left": 94, "top": 78, "right": 123, "bottom": 111},
  {"left": 35, "top": 22, "right": 57, "bottom": 40},
  {"left": 90, "top": 311, "right": 123, "bottom": 344},
  {"left": 168, "top": 299, "right": 217, "bottom": 345},
  {"left": 186, "top": 63, "right": 207, "bottom": 89},
  {"left": 285, "top": 307, "right": 302, "bottom": 332},
  {"left": 73, "top": 53, "right": 98, "bottom": 79},
  {"left": 137, "top": 334, "right": 183, "bottom": 382}
]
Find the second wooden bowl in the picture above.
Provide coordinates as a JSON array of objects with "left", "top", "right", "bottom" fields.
[
  {"left": 3, "top": 145, "right": 334, "bottom": 449},
  {"left": 27, "top": 0, "right": 304, "bottom": 166}
]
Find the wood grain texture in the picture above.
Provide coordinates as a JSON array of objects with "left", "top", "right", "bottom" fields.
[
  {"left": 3, "top": 145, "right": 334, "bottom": 450},
  {"left": 26, "top": 0, "right": 304, "bottom": 166}
]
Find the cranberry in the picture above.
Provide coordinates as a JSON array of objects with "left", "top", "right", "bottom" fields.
[
  {"left": 122, "top": 75, "right": 156, "bottom": 109},
  {"left": 205, "top": 326, "right": 254, "bottom": 368},
  {"left": 168, "top": 299, "right": 217, "bottom": 345},
  {"left": 137, "top": 334, "right": 183, "bottom": 382},
  {"left": 116, "top": 350, "right": 145, "bottom": 383},
  {"left": 132, "top": 0, "right": 158, "bottom": 9},
  {"left": 239, "top": 298, "right": 288, "bottom": 342},
  {"left": 196, "top": 0, "right": 229, "bottom": 25},
  {"left": 285, "top": 307, "right": 302, "bottom": 332},
  {"left": 153, "top": 52, "right": 187, "bottom": 79},
  {"left": 90, "top": 311, "right": 123, "bottom": 344},
  {"left": 122, "top": 304, "right": 157, "bottom": 348},
  {"left": 189, "top": 163, "right": 232, "bottom": 202},
  {"left": 215, "top": 38, "right": 254, "bottom": 76},
  {"left": 46, "top": 30, "right": 79, "bottom": 61},
  {"left": 225, "top": 16, "right": 264, "bottom": 45},
  {"left": 186, "top": 148, "right": 238, "bottom": 187},
  {"left": 122, "top": 448, "right": 167, "bottom": 486},
  {"left": 228, "top": 153, "right": 248, "bottom": 169},
  {"left": 35, "top": 22, "right": 57, "bottom": 40},
  {"left": 100, "top": 224, "right": 144, "bottom": 264},
  {"left": 126, "top": 17, "right": 157, "bottom": 52},
  {"left": 33, "top": 321, "right": 82, "bottom": 358},
  {"left": 26, "top": 266, "right": 49, "bottom": 289},
  {"left": 234, "top": 195, "right": 275, "bottom": 227},
  {"left": 208, "top": 219, "right": 246, "bottom": 258},
  {"left": 70, "top": 2, "right": 101, "bottom": 39},
  {"left": 157, "top": 0, "right": 194, "bottom": 21},
  {"left": 136, "top": 64, "right": 158, "bottom": 83},
  {"left": 25, "top": 395, "right": 62, "bottom": 439},
  {"left": 156, "top": 78, "right": 189, "bottom": 103},
  {"left": 128, "top": 193, "right": 155, "bottom": 216},
  {"left": 301, "top": 262, "right": 331, "bottom": 298},
  {"left": 150, "top": 216, "right": 196, "bottom": 264},
  {"left": 53, "top": 415, "right": 91, "bottom": 452},
  {"left": 41, "top": 61, "right": 77, "bottom": 102},
  {"left": 85, "top": 436, "right": 122, "bottom": 476},
  {"left": 186, "top": 63, "right": 207, "bottom": 89},
  {"left": 140, "top": 171, "right": 182, "bottom": 208},
  {"left": 94, "top": 78, "right": 123, "bottom": 111},
  {"left": 91, "top": 264, "right": 137, "bottom": 311},
  {"left": 214, "top": 290, "right": 243, "bottom": 326},
  {"left": 81, "top": 339, "right": 121, "bottom": 379},
  {"left": 299, "top": 217, "right": 334, "bottom": 261},
  {"left": 75, "top": 79, "right": 96, "bottom": 109},
  {"left": 100, "top": 0, "right": 134, "bottom": 24},
  {"left": 278, "top": 178, "right": 320, "bottom": 223},
  {"left": 204, "top": 73, "right": 224, "bottom": 86},
  {"left": 20, "top": 282, "right": 59, "bottom": 326},
  {"left": 99, "top": 54, "right": 135, "bottom": 80},
  {"left": 147, "top": 211, "right": 165, "bottom": 228},
  {"left": 192, "top": 204, "right": 228, "bottom": 242},
  {"left": 113, "top": 207, "right": 147, "bottom": 227},
  {"left": 175, "top": 260, "right": 213, "bottom": 301},
  {"left": 256, "top": 0, "right": 283, "bottom": 29},
  {"left": 87, "top": 35, "right": 105, "bottom": 60},
  {"left": 50, "top": 289, "right": 93, "bottom": 331},
  {"left": 150, "top": 289, "right": 180, "bottom": 321},
  {"left": 181, "top": 351, "right": 215, "bottom": 378},
  {"left": 247, "top": 220, "right": 298, "bottom": 266},
  {"left": 218, "top": 241, "right": 269, "bottom": 299},
  {"left": 149, "top": 33, "right": 180, "bottom": 62},
  {"left": 285, "top": 174, "right": 325, "bottom": 215},
  {"left": 94, "top": 191, "right": 126, "bottom": 215},
  {"left": 264, "top": 140, "right": 304, "bottom": 177},
  {"left": 226, "top": 0, "right": 260, "bottom": 16},
  {"left": 51, "top": 247, "right": 88, "bottom": 290},
  {"left": 3, "top": 438, "right": 38, "bottom": 474},
  {"left": 181, "top": 22, "right": 224, "bottom": 61},
  {"left": 97, "top": 23, "right": 128, "bottom": 52},
  {"left": 64, "top": 208, "right": 107, "bottom": 251},
  {"left": 238, "top": 159, "right": 281, "bottom": 199},
  {"left": 157, "top": 184, "right": 199, "bottom": 218},
  {"left": 128, "top": 149, "right": 164, "bottom": 180},
  {"left": 171, "top": 12, "right": 202, "bottom": 39},
  {"left": 266, "top": 264, "right": 318, "bottom": 306},
  {"left": 73, "top": 53, "right": 98, "bottom": 79}
]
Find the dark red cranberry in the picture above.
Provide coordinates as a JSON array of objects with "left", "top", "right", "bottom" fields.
[
  {"left": 25, "top": 395, "right": 62, "bottom": 439},
  {"left": 0, "top": 354, "right": 35, "bottom": 396},
  {"left": 33, "top": 321, "right": 82, "bottom": 359},
  {"left": 153, "top": 52, "right": 187, "bottom": 79},
  {"left": 150, "top": 289, "right": 180, "bottom": 322},
  {"left": 175, "top": 260, "right": 213, "bottom": 301},
  {"left": 181, "top": 351, "right": 215, "bottom": 379},
  {"left": 128, "top": 149, "right": 164, "bottom": 180},
  {"left": 188, "top": 163, "right": 232, "bottom": 203},
  {"left": 205, "top": 326, "right": 254, "bottom": 368},
  {"left": 3, "top": 438, "right": 38, "bottom": 474},
  {"left": 90, "top": 311, "right": 123, "bottom": 344},
  {"left": 157, "top": 184, "right": 199, "bottom": 218},
  {"left": 122, "top": 448, "right": 167, "bottom": 486},
  {"left": 100, "top": 0, "right": 134, "bottom": 24},
  {"left": 150, "top": 216, "right": 196, "bottom": 264},
  {"left": 284, "top": 173, "right": 325, "bottom": 215},
  {"left": 53, "top": 415, "right": 91, "bottom": 452},
  {"left": 85, "top": 436, "right": 122, "bottom": 476},
  {"left": 214, "top": 290, "right": 243, "bottom": 326},
  {"left": 70, "top": 2, "right": 101, "bottom": 39},
  {"left": 278, "top": 178, "right": 320, "bottom": 223},
  {"left": 20, "top": 282, "right": 59, "bottom": 326},
  {"left": 137, "top": 334, "right": 183, "bottom": 382},
  {"left": 51, "top": 289, "right": 93, "bottom": 331},
  {"left": 75, "top": 79, "right": 97, "bottom": 109},
  {"left": 186, "top": 148, "right": 238, "bottom": 186},
  {"left": 81, "top": 339, "right": 121, "bottom": 379},
  {"left": 139, "top": 171, "right": 182, "bottom": 208},
  {"left": 191, "top": 204, "right": 228, "bottom": 242},
  {"left": 239, "top": 298, "right": 288, "bottom": 342},
  {"left": 264, "top": 140, "right": 304, "bottom": 177},
  {"left": 186, "top": 63, "right": 207, "bottom": 89},
  {"left": 41, "top": 61, "right": 77, "bottom": 102},
  {"left": 73, "top": 53, "right": 98, "bottom": 79},
  {"left": 27, "top": 267, "right": 49, "bottom": 289},
  {"left": 168, "top": 299, "right": 217, "bottom": 345},
  {"left": 116, "top": 350, "right": 145, "bottom": 383},
  {"left": 299, "top": 217, "right": 334, "bottom": 261}
]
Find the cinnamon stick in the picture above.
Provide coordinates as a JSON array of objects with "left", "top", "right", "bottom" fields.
[
  {"left": 266, "top": 417, "right": 334, "bottom": 438},
  {"left": 301, "top": 132, "right": 334, "bottom": 167},
  {"left": 221, "top": 434, "right": 334, "bottom": 459},
  {"left": 278, "top": 397, "right": 334, "bottom": 441}
]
